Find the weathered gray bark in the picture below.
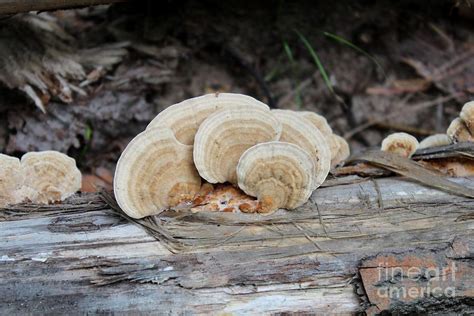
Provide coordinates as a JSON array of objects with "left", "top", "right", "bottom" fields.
[{"left": 0, "top": 176, "right": 473, "bottom": 314}]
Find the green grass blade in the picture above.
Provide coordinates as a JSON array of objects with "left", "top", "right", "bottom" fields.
[
  {"left": 282, "top": 40, "right": 303, "bottom": 108},
  {"left": 295, "top": 30, "right": 334, "bottom": 94},
  {"left": 84, "top": 124, "right": 93, "bottom": 141},
  {"left": 283, "top": 41, "right": 294, "bottom": 63},
  {"left": 323, "top": 31, "right": 386, "bottom": 77}
]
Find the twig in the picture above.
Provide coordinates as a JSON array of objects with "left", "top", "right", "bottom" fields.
[
  {"left": 372, "top": 122, "right": 435, "bottom": 136},
  {"left": 344, "top": 93, "right": 460, "bottom": 140}
]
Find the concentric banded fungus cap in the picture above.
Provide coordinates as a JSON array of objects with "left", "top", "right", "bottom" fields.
[
  {"left": 193, "top": 107, "right": 282, "bottom": 184},
  {"left": 419, "top": 134, "right": 452, "bottom": 149},
  {"left": 0, "top": 154, "right": 23, "bottom": 207},
  {"left": 298, "top": 111, "right": 339, "bottom": 159},
  {"left": 21, "top": 151, "right": 81, "bottom": 204},
  {"left": 237, "top": 141, "right": 315, "bottom": 213},
  {"left": 460, "top": 101, "right": 474, "bottom": 134},
  {"left": 447, "top": 118, "right": 474, "bottom": 143},
  {"left": 298, "top": 111, "right": 333, "bottom": 135},
  {"left": 330, "top": 134, "right": 350, "bottom": 168},
  {"left": 147, "top": 93, "right": 270, "bottom": 145},
  {"left": 272, "top": 109, "right": 331, "bottom": 189},
  {"left": 381, "top": 132, "right": 419, "bottom": 158},
  {"left": 114, "top": 127, "right": 201, "bottom": 219}
]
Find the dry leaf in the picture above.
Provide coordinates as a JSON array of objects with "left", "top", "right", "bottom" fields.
[{"left": 348, "top": 150, "right": 474, "bottom": 199}]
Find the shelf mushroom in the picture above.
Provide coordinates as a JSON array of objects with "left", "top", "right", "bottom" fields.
[
  {"left": 236, "top": 141, "right": 316, "bottom": 213},
  {"left": 298, "top": 111, "right": 339, "bottom": 160},
  {"left": 0, "top": 154, "right": 24, "bottom": 207},
  {"left": 114, "top": 127, "right": 201, "bottom": 219},
  {"left": 330, "top": 134, "right": 351, "bottom": 167},
  {"left": 447, "top": 118, "right": 473, "bottom": 143},
  {"left": 21, "top": 151, "right": 82, "bottom": 204},
  {"left": 193, "top": 107, "right": 282, "bottom": 184},
  {"left": 272, "top": 109, "right": 331, "bottom": 189},
  {"left": 381, "top": 132, "right": 419, "bottom": 158},
  {"left": 298, "top": 111, "right": 333, "bottom": 135},
  {"left": 459, "top": 101, "right": 474, "bottom": 135},
  {"left": 146, "top": 93, "right": 269, "bottom": 145},
  {"left": 419, "top": 134, "right": 452, "bottom": 149}
]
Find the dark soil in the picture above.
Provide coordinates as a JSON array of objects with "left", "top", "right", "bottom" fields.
[{"left": 0, "top": 0, "right": 473, "bottom": 180}]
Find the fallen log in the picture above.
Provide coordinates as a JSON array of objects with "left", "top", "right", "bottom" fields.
[{"left": 0, "top": 176, "right": 473, "bottom": 314}]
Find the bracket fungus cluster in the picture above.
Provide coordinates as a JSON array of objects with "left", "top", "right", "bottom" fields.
[
  {"left": 146, "top": 93, "right": 269, "bottom": 145},
  {"left": 193, "top": 107, "right": 281, "bottom": 184},
  {"left": 410, "top": 100, "right": 474, "bottom": 151},
  {"left": 271, "top": 109, "right": 330, "bottom": 189},
  {"left": 113, "top": 127, "right": 202, "bottom": 218},
  {"left": 447, "top": 101, "right": 474, "bottom": 143},
  {"left": 0, "top": 151, "right": 81, "bottom": 207},
  {"left": 0, "top": 155, "right": 24, "bottom": 207},
  {"left": 419, "top": 134, "right": 452, "bottom": 149},
  {"left": 114, "top": 93, "right": 351, "bottom": 218},
  {"left": 381, "top": 132, "right": 420, "bottom": 158},
  {"left": 380, "top": 101, "right": 474, "bottom": 157},
  {"left": 236, "top": 142, "right": 316, "bottom": 213}
]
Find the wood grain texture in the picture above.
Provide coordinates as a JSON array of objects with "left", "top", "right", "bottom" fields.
[{"left": 1, "top": 176, "right": 473, "bottom": 314}]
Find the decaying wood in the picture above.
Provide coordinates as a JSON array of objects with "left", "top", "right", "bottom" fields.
[
  {"left": 1, "top": 176, "right": 473, "bottom": 314},
  {"left": 0, "top": 0, "right": 126, "bottom": 14},
  {"left": 0, "top": 13, "right": 128, "bottom": 113}
]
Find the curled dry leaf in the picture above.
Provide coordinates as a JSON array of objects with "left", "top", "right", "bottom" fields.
[
  {"left": 147, "top": 93, "right": 269, "bottom": 145},
  {"left": 418, "top": 158, "right": 474, "bottom": 178},
  {"left": 95, "top": 167, "right": 113, "bottom": 185},
  {"left": 331, "top": 162, "right": 391, "bottom": 178},
  {"left": 114, "top": 127, "right": 201, "bottom": 219},
  {"left": 81, "top": 167, "right": 114, "bottom": 193},
  {"left": 413, "top": 142, "right": 474, "bottom": 160},
  {"left": 237, "top": 141, "right": 316, "bottom": 213},
  {"left": 21, "top": 151, "right": 82, "bottom": 204},
  {"left": 381, "top": 132, "right": 419, "bottom": 158},
  {"left": 193, "top": 107, "right": 282, "bottom": 184},
  {"left": 413, "top": 142, "right": 474, "bottom": 177},
  {"left": 81, "top": 175, "right": 110, "bottom": 193},
  {"left": 348, "top": 150, "right": 474, "bottom": 199},
  {"left": 272, "top": 109, "right": 331, "bottom": 189}
]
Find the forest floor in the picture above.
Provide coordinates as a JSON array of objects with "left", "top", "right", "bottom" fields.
[{"left": 0, "top": 0, "right": 473, "bottom": 191}]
